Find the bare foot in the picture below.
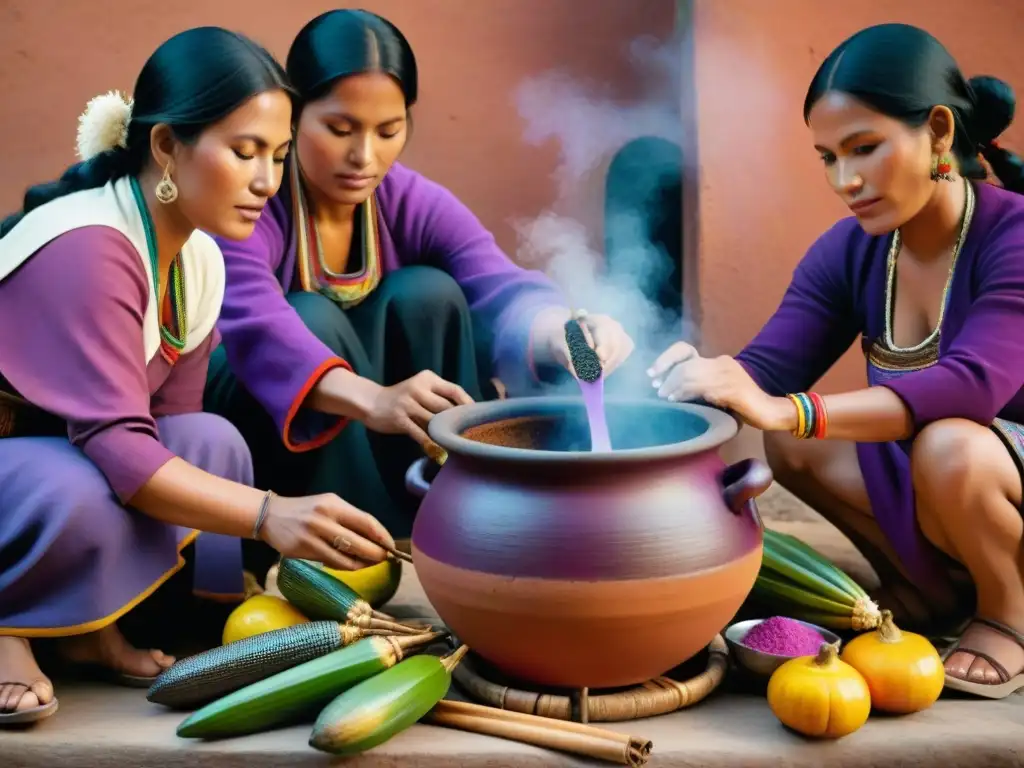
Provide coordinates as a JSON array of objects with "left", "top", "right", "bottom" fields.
[
  {"left": 0, "top": 637, "right": 54, "bottom": 714},
  {"left": 946, "top": 619, "right": 1024, "bottom": 685},
  {"left": 58, "top": 624, "right": 174, "bottom": 679}
]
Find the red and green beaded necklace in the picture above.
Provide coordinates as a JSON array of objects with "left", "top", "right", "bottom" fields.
[{"left": 129, "top": 176, "right": 188, "bottom": 364}]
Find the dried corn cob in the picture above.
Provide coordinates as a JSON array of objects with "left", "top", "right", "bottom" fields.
[
  {"left": 176, "top": 631, "right": 444, "bottom": 739},
  {"left": 309, "top": 644, "right": 469, "bottom": 755},
  {"left": 755, "top": 528, "right": 881, "bottom": 630},
  {"left": 148, "top": 621, "right": 373, "bottom": 710},
  {"left": 277, "top": 558, "right": 424, "bottom": 634}
]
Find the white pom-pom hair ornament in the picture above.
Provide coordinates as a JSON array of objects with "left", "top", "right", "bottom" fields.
[{"left": 75, "top": 90, "right": 133, "bottom": 162}]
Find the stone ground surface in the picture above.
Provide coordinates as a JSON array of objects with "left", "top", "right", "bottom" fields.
[{"left": 4, "top": 484, "right": 1024, "bottom": 767}]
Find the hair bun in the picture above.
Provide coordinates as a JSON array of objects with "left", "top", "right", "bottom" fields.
[
  {"left": 969, "top": 75, "right": 1016, "bottom": 145},
  {"left": 75, "top": 90, "right": 133, "bottom": 161}
]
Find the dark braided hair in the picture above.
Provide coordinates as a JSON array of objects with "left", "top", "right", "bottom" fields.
[
  {"left": 1, "top": 26, "right": 294, "bottom": 238},
  {"left": 803, "top": 23, "right": 1024, "bottom": 194}
]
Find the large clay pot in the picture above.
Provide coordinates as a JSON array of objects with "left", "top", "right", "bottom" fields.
[{"left": 410, "top": 396, "right": 771, "bottom": 690}]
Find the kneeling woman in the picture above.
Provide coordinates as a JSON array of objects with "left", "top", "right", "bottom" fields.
[
  {"left": 204, "top": 9, "right": 634, "bottom": 537},
  {"left": 649, "top": 24, "right": 1024, "bottom": 699},
  {"left": 0, "top": 28, "right": 393, "bottom": 725}
]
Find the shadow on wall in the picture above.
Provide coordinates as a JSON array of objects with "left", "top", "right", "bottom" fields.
[{"left": 604, "top": 136, "right": 683, "bottom": 321}]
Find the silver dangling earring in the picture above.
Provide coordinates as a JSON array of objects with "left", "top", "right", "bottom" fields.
[{"left": 155, "top": 163, "right": 178, "bottom": 204}]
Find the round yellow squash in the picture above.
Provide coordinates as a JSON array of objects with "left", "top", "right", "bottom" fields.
[
  {"left": 840, "top": 609, "right": 945, "bottom": 714},
  {"left": 222, "top": 594, "right": 309, "bottom": 645},
  {"left": 767, "top": 641, "right": 871, "bottom": 738},
  {"left": 324, "top": 558, "right": 403, "bottom": 609}
]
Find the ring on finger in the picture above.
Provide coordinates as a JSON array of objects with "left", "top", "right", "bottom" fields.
[{"left": 333, "top": 535, "right": 352, "bottom": 552}]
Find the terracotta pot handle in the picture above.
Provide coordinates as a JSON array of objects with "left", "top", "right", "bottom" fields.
[
  {"left": 720, "top": 458, "right": 773, "bottom": 517},
  {"left": 405, "top": 457, "right": 432, "bottom": 499}
]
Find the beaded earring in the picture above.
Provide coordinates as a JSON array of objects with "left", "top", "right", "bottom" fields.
[{"left": 930, "top": 152, "right": 954, "bottom": 182}]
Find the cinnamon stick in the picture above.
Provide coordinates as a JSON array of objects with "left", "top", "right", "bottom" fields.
[{"left": 424, "top": 699, "right": 652, "bottom": 766}]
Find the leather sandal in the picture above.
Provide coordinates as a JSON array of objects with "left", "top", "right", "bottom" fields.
[
  {"left": 0, "top": 682, "right": 58, "bottom": 726},
  {"left": 942, "top": 616, "right": 1024, "bottom": 700}
]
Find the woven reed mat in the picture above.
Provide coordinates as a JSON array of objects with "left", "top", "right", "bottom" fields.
[{"left": 446, "top": 635, "right": 728, "bottom": 723}]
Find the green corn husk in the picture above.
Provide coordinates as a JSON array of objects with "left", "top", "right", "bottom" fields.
[
  {"left": 766, "top": 529, "right": 869, "bottom": 599},
  {"left": 309, "top": 644, "right": 470, "bottom": 755},
  {"left": 148, "top": 621, "right": 377, "bottom": 710},
  {"left": 277, "top": 558, "right": 423, "bottom": 634},
  {"left": 781, "top": 612, "right": 858, "bottom": 631},
  {"left": 176, "top": 631, "right": 443, "bottom": 739},
  {"left": 752, "top": 572, "right": 857, "bottom": 615},
  {"left": 757, "top": 528, "right": 881, "bottom": 630}
]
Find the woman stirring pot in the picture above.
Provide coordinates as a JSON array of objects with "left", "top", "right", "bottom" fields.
[{"left": 205, "top": 9, "right": 635, "bottom": 541}]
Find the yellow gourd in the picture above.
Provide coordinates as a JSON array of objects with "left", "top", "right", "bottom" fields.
[
  {"left": 767, "top": 641, "right": 871, "bottom": 738},
  {"left": 840, "top": 609, "right": 944, "bottom": 714},
  {"left": 222, "top": 594, "right": 309, "bottom": 645},
  {"left": 324, "top": 558, "right": 402, "bottom": 609}
]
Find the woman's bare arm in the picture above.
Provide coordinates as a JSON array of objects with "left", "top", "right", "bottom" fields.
[
  {"left": 129, "top": 457, "right": 265, "bottom": 538},
  {"left": 771, "top": 386, "right": 915, "bottom": 443}
]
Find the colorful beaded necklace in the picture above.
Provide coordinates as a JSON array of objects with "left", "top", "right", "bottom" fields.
[
  {"left": 868, "top": 177, "right": 975, "bottom": 376},
  {"left": 129, "top": 176, "right": 188, "bottom": 365},
  {"left": 289, "top": 158, "right": 382, "bottom": 309}
]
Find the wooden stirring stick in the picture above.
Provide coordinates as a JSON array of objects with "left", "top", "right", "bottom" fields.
[
  {"left": 386, "top": 545, "right": 414, "bottom": 564},
  {"left": 423, "top": 440, "right": 448, "bottom": 466}
]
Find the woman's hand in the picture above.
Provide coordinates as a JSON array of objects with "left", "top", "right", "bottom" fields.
[
  {"left": 647, "top": 341, "right": 701, "bottom": 375},
  {"left": 532, "top": 307, "right": 635, "bottom": 378},
  {"left": 259, "top": 492, "right": 397, "bottom": 571},
  {"left": 647, "top": 342, "right": 796, "bottom": 432},
  {"left": 363, "top": 370, "right": 474, "bottom": 448}
]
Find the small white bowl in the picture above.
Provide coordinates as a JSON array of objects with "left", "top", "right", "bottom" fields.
[{"left": 724, "top": 617, "right": 842, "bottom": 677}]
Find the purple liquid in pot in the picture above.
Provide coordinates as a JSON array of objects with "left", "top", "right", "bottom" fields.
[{"left": 578, "top": 377, "right": 611, "bottom": 451}]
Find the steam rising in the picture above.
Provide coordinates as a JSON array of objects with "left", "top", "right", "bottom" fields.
[
  {"left": 510, "top": 28, "right": 692, "bottom": 400},
  {"left": 516, "top": 34, "right": 684, "bottom": 199}
]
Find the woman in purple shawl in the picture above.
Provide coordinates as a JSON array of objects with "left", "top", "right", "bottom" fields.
[
  {"left": 651, "top": 24, "right": 1024, "bottom": 700},
  {"left": 0, "top": 28, "right": 393, "bottom": 726},
  {"left": 203, "top": 9, "right": 635, "bottom": 544}
]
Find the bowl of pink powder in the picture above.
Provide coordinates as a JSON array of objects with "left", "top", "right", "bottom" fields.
[{"left": 724, "top": 616, "right": 841, "bottom": 676}]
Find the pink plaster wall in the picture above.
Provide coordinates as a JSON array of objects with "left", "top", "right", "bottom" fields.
[{"left": 0, "top": 0, "right": 677, "bottom": 259}]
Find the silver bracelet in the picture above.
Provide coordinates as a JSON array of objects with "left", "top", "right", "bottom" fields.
[{"left": 252, "top": 490, "right": 275, "bottom": 540}]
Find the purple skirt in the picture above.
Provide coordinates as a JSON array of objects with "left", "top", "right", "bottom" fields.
[
  {"left": 863, "top": 337, "right": 1024, "bottom": 603},
  {"left": 0, "top": 413, "right": 253, "bottom": 637}
]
